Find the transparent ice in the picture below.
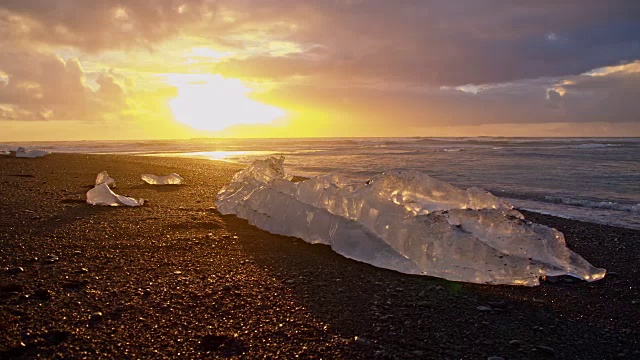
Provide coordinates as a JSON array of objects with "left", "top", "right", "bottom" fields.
[
  {"left": 216, "top": 157, "right": 606, "bottom": 286},
  {"left": 141, "top": 173, "right": 184, "bottom": 185},
  {"left": 86, "top": 183, "right": 144, "bottom": 207},
  {"left": 15, "top": 147, "right": 50, "bottom": 158},
  {"left": 95, "top": 171, "right": 116, "bottom": 187}
]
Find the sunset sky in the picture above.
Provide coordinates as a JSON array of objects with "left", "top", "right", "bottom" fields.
[{"left": 1, "top": 0, "right": 639, "bottom": 140}]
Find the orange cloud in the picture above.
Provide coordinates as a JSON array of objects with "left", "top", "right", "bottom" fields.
[{"left": 0, "top": 49, "right": 115, "bottom": 120}]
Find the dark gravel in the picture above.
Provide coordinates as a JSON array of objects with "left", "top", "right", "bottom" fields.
[{"left": 0, "top": 153, "right": 638, "bottom": 359}]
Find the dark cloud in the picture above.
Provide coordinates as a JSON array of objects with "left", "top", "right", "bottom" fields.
[
  {"left": 0, "top": 0, "right": 217, "bottom": 51},
  {"left": 209, "top": 0, "right": 640, "bottom": 85},
  {"left": 1, "top": 0, "right": 639, "bottom": 84}
]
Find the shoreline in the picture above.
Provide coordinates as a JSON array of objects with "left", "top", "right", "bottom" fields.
[
  {"left": 131, "top": 153, "right": 640, "bottom": 232},
  {"left": 3, "top": 148, "right": 638, "bottom": 231},
  {"left": 1, "top": 153, "right": 639, "bottom": 359},
  {"left": 143, "top": 152, "right": 640, "bottom": 231}
]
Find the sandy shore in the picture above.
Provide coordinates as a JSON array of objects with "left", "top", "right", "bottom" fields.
[{"left": 0, "top": 153, "right": 638, "bottom": 359}]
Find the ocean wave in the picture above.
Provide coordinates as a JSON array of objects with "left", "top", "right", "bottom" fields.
[
  {"left": 565, "top": 143, "right": 621, "bottom": 149},
  {"left": 484, "top": 143, "right": 623, "bottom": 151},
  {"left": 507, "top": 143, "right": 623, "bottom": 150},
  {"left": 544, "top": 196, "right": 640, "bottom": 213}
]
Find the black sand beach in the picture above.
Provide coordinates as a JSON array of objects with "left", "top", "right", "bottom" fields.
[{"left": 1, "top": 154, "right": 638, "bottom": 359}]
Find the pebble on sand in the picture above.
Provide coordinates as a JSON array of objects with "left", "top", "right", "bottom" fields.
[
  {"left": 90, "top": 312, "right": 103, "bottom": 321},
  {"left": 8, "top": 267, "right": 24, "bottom": 274}
]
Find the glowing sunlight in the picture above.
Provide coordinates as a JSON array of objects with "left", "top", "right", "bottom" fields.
[{"left": 167, "top": 74, "right": 285, "bottom": 132}]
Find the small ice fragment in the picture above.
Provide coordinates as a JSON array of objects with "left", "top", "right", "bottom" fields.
[
  {"left": 95, "top": 171, "right": 116, "bottom": 187},
  {"left": 0, "top": 149, "right": 11, "bottom": 156},
  {"left": 141, "top": 173, "right": 184, "bottom": 185},
  {"left": 86, "top": 183, "right": 144, "bottom": 206},
  {"left": 16, "top": 147, "right": 50, "bottom": 158}
]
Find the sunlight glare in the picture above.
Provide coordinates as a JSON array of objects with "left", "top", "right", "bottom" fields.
[{"left": 167, "top": 74, "right": 285, "bottom": 132}]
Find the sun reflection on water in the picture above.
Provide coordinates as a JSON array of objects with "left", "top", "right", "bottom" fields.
[{"left": 144, "top": 150, "right": 275, "bottom": 162}]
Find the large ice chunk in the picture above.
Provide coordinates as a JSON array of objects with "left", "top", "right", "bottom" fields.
[
  {"left": 86, "top": 183, "right": 144, "bottom": 206},
  {"left": 141, "top": 173, "right": 184, "bottom": 185},
  {"left": 216, "top": 157, "right": 606, "bottom": 286},
  {"left": 16, "top": 147, "right": 50, "bottom": 158},
  {"left": 95, "top": 171, "right": 116, "bottom": 187}
]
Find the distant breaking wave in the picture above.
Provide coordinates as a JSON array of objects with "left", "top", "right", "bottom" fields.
[{"left": 543, "top": 196, "right": 640, "bottom": 213}]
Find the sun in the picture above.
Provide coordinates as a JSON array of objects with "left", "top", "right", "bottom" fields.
[{"left": 167, "top": 74, "right": 285, "bottom": 132}]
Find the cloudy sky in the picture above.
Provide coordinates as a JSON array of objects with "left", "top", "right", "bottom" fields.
[{"left": 1, "top": 0, "right": 639, "bottom": 140}]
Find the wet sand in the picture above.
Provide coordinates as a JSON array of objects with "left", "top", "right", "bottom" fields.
[{"left": 0, "top": 153, "right": 638, "bottom": 359}]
